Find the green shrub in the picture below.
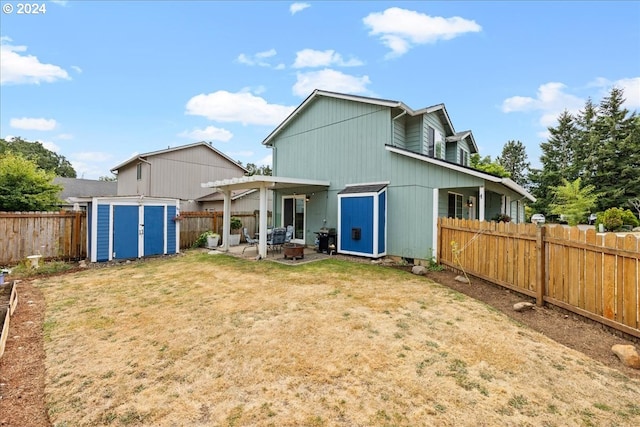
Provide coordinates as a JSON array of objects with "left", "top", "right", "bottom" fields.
[
  {"left": 621, "top": 209, "right": 639, "bottom": 227},
  {"left": 230, "top": 217, "right": 243, "bottom": 231},
  {"left": 192, "top": 231, "right": 218, "bottom": 248}
]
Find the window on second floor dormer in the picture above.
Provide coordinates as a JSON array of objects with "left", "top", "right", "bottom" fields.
[
  {"left": 459, "top": 148, "right": 469, "bottom": 166},
  {"left": 427, "top": 126, "right": 435, "bottom": 157},
  {"left": 136, "top": 163, "right": 142, "bottom": 180}
]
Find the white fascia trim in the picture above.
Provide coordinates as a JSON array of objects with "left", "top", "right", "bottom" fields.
[
  {"left": 386, "top": 146, "right": 501, "bottom": 181},
  {"left": 201, "top": 175, "right": 330, "bottom": 190},
  {"left": 500, "top": 178, "right": 536, "bottom": 202}
]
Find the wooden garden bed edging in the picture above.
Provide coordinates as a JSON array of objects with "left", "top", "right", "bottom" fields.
[{"left": 0, "top": 280, "right": 18, "bottom": 360}]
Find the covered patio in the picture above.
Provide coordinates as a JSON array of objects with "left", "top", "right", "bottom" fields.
[{"left": 201, "top": 175, "right": 330, "bottom": 259}]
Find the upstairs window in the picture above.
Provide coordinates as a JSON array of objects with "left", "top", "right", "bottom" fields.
[
  {"left": 427, "top": 126, "right": 435, "bottom": 157},
  {"left": 136, "top": 163, "right": 142, "bottom": 180},
  {"left": 459, "top": 148, "right": 469, "bottom": 166}
]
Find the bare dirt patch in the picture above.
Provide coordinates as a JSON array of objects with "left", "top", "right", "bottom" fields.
[{"left": 0, "top": 254, "right": 639, "bottom": 426}]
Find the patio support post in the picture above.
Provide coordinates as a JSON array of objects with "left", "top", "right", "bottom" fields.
[
  {"left": 479, "top": 186, "right": 485, "bottom": 221},
  {"left": 258, "top": 185, "right": 268, "bottom": 258},
  {"left": 221, "top": 189, "right": 231, "bottom": 252}
]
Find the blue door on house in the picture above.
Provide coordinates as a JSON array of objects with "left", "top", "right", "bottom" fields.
[
  {"left": 113, "top": 205, "right": 139, "bottom": 259},
  {"left": 144, "top": 206, "right": 164, "bottom": 256}
]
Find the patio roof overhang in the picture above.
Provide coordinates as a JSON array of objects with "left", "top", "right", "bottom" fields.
[
  {"left": 200, "top": 175, "right": 330, "bottom": 259},
  {"left": 201, "top": 175, "right": 330, "bottom": 193}
]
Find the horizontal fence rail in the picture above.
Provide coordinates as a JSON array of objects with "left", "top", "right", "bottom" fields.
[{"left": 438, "top": 218, "right": 640, "bottom": 339}]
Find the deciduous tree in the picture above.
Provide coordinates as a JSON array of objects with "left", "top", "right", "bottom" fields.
[{"left": 0, "top": 153, "right": 63, "bottom": 211}]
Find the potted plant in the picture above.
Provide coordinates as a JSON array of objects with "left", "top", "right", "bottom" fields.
[
  {"left": 228, "top": 217, "right": 242, "bottom": 246},
  {"left": 192, "top": 231, "right": 219, "bottom": 249}
]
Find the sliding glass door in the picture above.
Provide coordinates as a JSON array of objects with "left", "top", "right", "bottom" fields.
[{"left": 282, "top": 195, "right": 306, "bottom": 244}]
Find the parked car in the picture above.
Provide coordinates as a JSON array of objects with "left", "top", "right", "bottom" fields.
[
  {"left": 531, "top": 214, "right": 545, "bottom": 224},
  {"left": 588, "top": 213, "right": 597, "bottom": 225}
]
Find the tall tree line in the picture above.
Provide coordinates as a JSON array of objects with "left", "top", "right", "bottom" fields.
[{"left": 529, "top": 87, "right": 640, "bottom": 214}]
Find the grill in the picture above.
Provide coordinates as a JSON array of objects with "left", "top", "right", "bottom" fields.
[{"left": 315, "top": 228, "right": 337, "bottom": 254}]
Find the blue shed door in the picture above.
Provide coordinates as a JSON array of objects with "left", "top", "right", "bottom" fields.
[
  {"left": 113, "top": 205, "right": 139, "bottom": 259},
  {"left": 144, "top": 206, "right": 165, "bottom": 256},
  {"left": 340, "top": 196, "right": 374, "bottom": 254}
]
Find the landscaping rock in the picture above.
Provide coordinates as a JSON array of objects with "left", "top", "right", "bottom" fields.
[
  {"left": 454, "top": 275, "right": 469, "bottom": 283},
  {"left": 411, "top": 265, "right": 426, "bottom": 276},
  {"left": 611, "top": 344, "right": 640, "bottom": 369},
  {"left": 513, "top": 302, "right": 535, "bottom": 312}
]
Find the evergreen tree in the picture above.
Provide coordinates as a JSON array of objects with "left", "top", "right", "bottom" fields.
[
  {"left": 0, "top": 153, "right": 63, "bottom": 211},
  {"left": 588, "top": 87, "right": 639, "bottom": 211},
  {"left": 530, "top": 110, "right": 578, "bottom": 214},
  {"left": 496, "top": 140, "right": 530, "bottom": 186},
  {"left": 0, "top": 137, "right": 76, "bottom": 177}
]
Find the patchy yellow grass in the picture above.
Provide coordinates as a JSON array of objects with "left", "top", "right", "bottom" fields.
[{"left": 37, "top": 252, "right": 639, "bottom": 426}]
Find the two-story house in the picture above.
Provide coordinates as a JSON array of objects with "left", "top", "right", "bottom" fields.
[
  {"left": 111, "top": 141, "right": 253, "bottom": 211},
  {"left": 202, "top": 90, "right": 534, "bottom": 260}
]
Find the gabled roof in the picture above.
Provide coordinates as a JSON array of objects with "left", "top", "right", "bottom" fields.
[
  {"left": 262, "top": 89, "right": 457, "bottom": 146},
  {"left": 54, "top": 177, "right": 117, "bottom": 199},
  {"left": 385, "top": 145, "right": 535, "bottom": 202},
  {"left": 446, "top": 130, "right": 478, "bottom": 153},
  {"left": 110, "top": 141, "right": 248, "bottom": 173}
]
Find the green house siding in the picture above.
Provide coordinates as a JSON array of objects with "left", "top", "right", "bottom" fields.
[{"left": 268, "top": 93, "right": 530, "bottom": 259}]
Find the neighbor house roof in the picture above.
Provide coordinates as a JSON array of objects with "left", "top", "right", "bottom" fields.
[
  {"left": 262, "top": 89, "right": 457, "bottom": 146},
  {"left": 110, "top": 141, "right": 248, "bottom": 173},
  {"left": 54, "top": 177, "right": 117, "bottom": 200}
]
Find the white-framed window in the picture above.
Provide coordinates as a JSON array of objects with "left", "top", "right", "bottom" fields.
[
  {"left": 459, "top": 148, "right": 469, "bottom": 166},
  {"left": 136, "top": 163, "right": 142, "bottom": 180},
  {"left": 448, "top": 192, "right": 464, "bottom": 219}
]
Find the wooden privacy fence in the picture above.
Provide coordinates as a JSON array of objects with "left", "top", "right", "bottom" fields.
[
  {"left": 438, "top": 218, "right": 640, "bottom": 339},
  {"left": 0, "top": 211, "right": 86, "bottom": 264},
  {"left": 178, "top": 211, "right": 266, "bottom": 248},
  {"left": 1, "top": 211, "right": 270, "bottom": 265}
]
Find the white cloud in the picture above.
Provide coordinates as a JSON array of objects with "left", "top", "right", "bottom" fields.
[
  {"left": 588, "top": 76, "right": 640, "bottom": 110},
  {"left": 226, "top": 150, "right": 254, "bottom": 158},
  {"left": 293, "top": 49, "right": 363, "bottom": 68},
  {"left": 363, "top": 7, "right": 482, "bottom": 58},
  {"left": 237, "top": 49, "right": 279, "bottom": 68},
  {"left": 256, "top": 153, "right": 272, "bottom": 167},
  {"left": 502, "top": 82, "right": 588, "bottom": 128},
  {"left": 290, "top": 3, "right": 310, "bottom": 15},
  {"left": 292, "top": 69, "right": 372, "bottom": 97},
  {"left": 56, "top": 133, "right": 74, "bottom": 140},
  {"left": 40, "top": 140, "right": 60, "bottom": 153},
  {"left": 185, "top": 90, "right": 295, "bottom": 126},
  {"left": 10, "top": 117, "right": 57, "bottom": 131},
  {"left": 0, "top": 37, "right": 70, "bottom": 85},
  {"left": 71, "top": 65, "right": 83, "bottom": 74},
  {"left": 71, "top": 151, "right": 113, "bottom": 162},
  {"left": 178, "top": 126, "right": 233, "bottom": 142}
]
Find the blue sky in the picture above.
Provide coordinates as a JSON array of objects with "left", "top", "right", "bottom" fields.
[{"left": 1, "top": 1, "right": 639, "bottom": 179}]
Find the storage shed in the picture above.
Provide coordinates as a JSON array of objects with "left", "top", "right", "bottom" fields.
[
  {"left": 337, "top": 183, "right": 387, "bottom": 258},
  {"left": 87, "top": 196, "right": 180, "bottom": 262}
]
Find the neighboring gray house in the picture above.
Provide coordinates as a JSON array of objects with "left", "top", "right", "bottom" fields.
[
  {"left": 202, "top": 90, "right": 534, "bottom": 260},
  {"left": 54, "top": 177, "right": 117, "bottom": 210},
  {"left": 111, "top": 141, "right": 260, "bottom": 211}
]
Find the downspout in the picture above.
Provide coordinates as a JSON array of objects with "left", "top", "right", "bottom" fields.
[{"left": 391, "top": 110, "right": 407, "bottom": 146}]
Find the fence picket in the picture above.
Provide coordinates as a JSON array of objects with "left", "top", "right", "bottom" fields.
[{"left": 438, "top": 217, "right": 639, "bottom": 338}]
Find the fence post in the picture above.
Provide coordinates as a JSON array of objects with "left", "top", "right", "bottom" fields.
[{"left": 536, "top": 226, "right": 546, "bottom": 306}]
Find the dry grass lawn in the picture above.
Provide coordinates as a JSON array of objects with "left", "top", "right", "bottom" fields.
[{"left": 36, "top": 252, "right": 640, "bottom": 426}]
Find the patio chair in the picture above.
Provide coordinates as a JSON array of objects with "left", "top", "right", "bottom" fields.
[
  {"left": 267, "top": 227, "right": 287, "bottom": 253},
  {"left": 242, "top": 227, "right": 258, "bottom": 254}
]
